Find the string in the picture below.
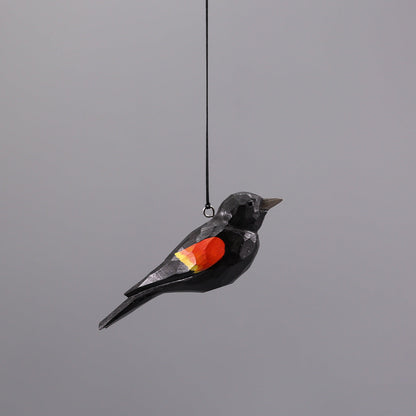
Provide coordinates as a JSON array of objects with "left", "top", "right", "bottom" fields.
[{"left": 203, "top": 0, "right": 215, "bottom": 218}]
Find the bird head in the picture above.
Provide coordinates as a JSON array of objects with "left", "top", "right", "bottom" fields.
[{"left": 216, "top": 192, "right": 282, "bottom": 231}]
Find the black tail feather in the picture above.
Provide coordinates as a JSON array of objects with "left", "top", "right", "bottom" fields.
[{"left": 99, "top": 288, "right": 160, "bottom": 330}]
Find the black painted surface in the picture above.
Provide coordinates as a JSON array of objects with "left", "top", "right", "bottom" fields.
[{"left": 99, "top": 192, "right": 282, "bottom": 329}]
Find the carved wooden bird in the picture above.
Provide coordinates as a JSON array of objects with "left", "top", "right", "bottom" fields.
[{"left": 99, "top": 192, "right": 282, "bottom": 329}]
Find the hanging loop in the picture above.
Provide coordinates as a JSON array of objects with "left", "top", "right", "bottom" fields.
[
  {"left": 203, "top": 204, "right": 215, "bottom": 218},
  {"left": 201, "top": 0, "right": 215, "bottom": 217}
]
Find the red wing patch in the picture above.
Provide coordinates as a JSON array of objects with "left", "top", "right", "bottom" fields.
[{"left": 174, "top": 237, "right": 225, "bottom": 273}]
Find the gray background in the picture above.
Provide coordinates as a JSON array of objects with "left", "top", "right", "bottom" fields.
[{"left": 1, "top": 1, "right": 415, "bottom": 415}]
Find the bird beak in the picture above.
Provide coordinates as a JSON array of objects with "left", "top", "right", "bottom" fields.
[{"left": 260, "top": 198, "right": 283, "bottom": 211}]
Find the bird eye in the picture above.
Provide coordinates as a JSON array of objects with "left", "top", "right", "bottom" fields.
[{"left": 247, "top": 200, "right": 254, "bottom": 207}]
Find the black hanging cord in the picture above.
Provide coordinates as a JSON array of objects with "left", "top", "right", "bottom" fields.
[{"left": 203, "top": 0, "right": 215, "bottom": 218}]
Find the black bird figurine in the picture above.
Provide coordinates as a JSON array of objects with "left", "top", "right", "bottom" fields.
[{"left": 99, "top": 192, "right": 282, "bottom": 329}]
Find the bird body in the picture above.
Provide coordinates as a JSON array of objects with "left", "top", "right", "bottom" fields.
[{"left": 99, "top": 192, "right": 282, "bottom": 330}]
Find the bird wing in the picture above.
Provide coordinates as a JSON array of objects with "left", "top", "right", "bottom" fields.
[{"left": 124, "top": 235, "right": 226, "bottom": 297}]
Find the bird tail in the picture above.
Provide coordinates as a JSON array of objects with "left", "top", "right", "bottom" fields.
[{"left": 98, "top": 287, "right": 160, "bottom": 330}]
